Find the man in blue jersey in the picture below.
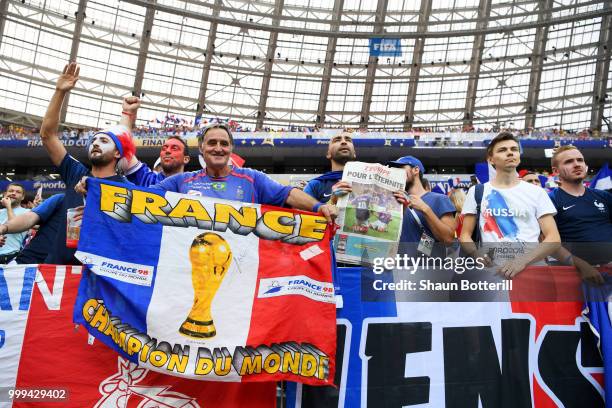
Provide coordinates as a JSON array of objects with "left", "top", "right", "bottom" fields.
[
  {"left": 152, "top": 123, "right": 337, "bottom": 222},
  {"left": 304, "top": 130, "right": 356, "bottom": 204},
  {"left": 0, "top": 194, "right": 69, "bottom": 264},
  {"left": 548, "top": 145, "right": 612, "bottom": 284},
  {"left": 121, "top": 97, "right": 191, "bottom": 187},
  {"left": 40, "top": 62, "right": 135, "bottom": 265}
]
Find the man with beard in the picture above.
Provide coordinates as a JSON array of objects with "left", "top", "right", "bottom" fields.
[
  {"left": 120, "top": 97, "right": 191, "bottom": 187},
  {"left": 0, "top": 183, "right": 29, "bottom": 263},
  {"left": 40, "top": 62, "right": 135, "bottom": 264},
  {"left": 304, "top": 130, "right": 357, "bottom": 204},
  {"left": 548, "top": 145, "right": 612, "bottom": 284},
  {"left": 389, "top": 156, "right": 456, "bottom": 258}
]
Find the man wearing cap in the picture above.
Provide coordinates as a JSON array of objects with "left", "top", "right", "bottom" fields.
[
  {"left": 389, "top": 156, "right": 456, "bottom": 257},
  {"left": 152, "top": 123, "right": 337, "bottom": 223},
  {"left": 40, "top": 62, "right": 135, "bottom": 264},
  {"left": 118, "top": 97, "right": 191, "bottom": 187},
  {"left": 304, "top": 130, "right": 356, "bottom": 203}
]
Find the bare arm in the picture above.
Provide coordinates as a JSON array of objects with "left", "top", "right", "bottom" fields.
[
  {"left": 553, "top": 244, "right": 604, "bottom": 285},
  {"left": 403, "top": 193, "right": 455, "bottom": 244},
  {"left": 119, "top": 96, "right": 141, "bottom": 168},
  {"left": 119, "top": 96, "right": 139, "bottom": 130},
  {"left": 285, "top": 188, "right": 337, "bottom": 223},
  {"left": 0, "top": 211, "right": 41, "bottom": 235},
  {"left": 5, "top": 205, "right": 13, "bottom": 221},
  {"left": 422, "top": 210, "right": 456, "bottom": 245},
  {"left": 524, "top": 214, "right": 561, "bottom": 264},
  {"left": 1, "top": 197, "right": 14, "bottom": 220},
  {"left": 459, "top": 213, "right": 479, "bottom": 256},
  {"left": 498, "top": 214, "right": 561, "bottom": 279},
  {"left": 40, "top": 63, "right": 80, "bottom": 167}
]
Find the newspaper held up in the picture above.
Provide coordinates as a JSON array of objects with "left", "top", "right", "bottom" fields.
[{"left": 334, "top": 161, "right": 406, "bottom": 265}]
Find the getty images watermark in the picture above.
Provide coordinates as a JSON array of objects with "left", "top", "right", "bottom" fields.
[
  {"left": 360, "top": 242, "right": 610, "bottom": 302},
  {"left": 369, "top": 254, "right": 512, "bottom": 294}
]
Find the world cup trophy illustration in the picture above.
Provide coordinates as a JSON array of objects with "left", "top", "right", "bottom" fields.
[{"left": 179, "top": 232, "right": 233, "bottom": 339}]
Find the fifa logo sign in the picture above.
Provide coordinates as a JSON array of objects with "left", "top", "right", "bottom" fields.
[
  {"left": 369, "top": 38, "right": 402, "bottom": 56},
  {"left": 372, "top": 41, "right": 398, "bottom": 52}
]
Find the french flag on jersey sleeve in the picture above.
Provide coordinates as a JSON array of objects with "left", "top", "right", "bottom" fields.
[{"left": 73, "top": 179, "right": 337, "bottom": 385}]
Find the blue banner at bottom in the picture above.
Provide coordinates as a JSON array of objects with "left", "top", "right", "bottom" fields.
[{"left": 286, "top": 267, "right": 606, "bottom": 408}]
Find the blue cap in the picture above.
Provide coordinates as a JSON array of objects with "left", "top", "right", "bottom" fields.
[{"left": 387, "top": 156, "right": 424, "bottom": 173}]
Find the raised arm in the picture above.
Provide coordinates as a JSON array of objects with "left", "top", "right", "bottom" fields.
[
  {"left": 119, "top": 96, "right": 141, "bottom": 168},
  {"left": 40, "top": 62, "right": 80, "bottom": 166},
  {"left": 119, "top": 96, "right": 140, "bottom": 130}
]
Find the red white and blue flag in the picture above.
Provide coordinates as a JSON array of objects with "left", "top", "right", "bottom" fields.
[
  {"left": 73, "top": 179, "right": 337, "bottom": 385},
  {"left": 0, "top": 264, "right": 276, "bottom": 407}
]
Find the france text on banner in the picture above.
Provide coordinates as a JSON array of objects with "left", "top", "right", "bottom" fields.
[
  {"left": 0, "top": 264, "right": 276, "bottom": 407},
  {"left": 334, "top": 161, "right": 406, "bottom": 265},
  {"left": 73, "top": 179, "right": 337, "bottom": 385}
]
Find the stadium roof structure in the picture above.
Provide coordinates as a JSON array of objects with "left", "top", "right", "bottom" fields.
[{"left": 0, "top": 0, "right": 611, "bottom": 132}]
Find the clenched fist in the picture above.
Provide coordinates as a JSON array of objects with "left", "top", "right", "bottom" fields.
[{"left": 123, "top": 96, "right": 141, "bottom": 113}]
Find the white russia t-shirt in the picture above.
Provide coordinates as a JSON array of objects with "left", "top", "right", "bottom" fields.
[{"left": 462, "top": 181, "right": 557, "bottom": 262}]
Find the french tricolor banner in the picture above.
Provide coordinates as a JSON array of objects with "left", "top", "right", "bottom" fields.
[
  {"left": 0, "top": 265, "right": 275, "bottom": 407},
  {"left": 286, "top": 267, "right": 608, "bottom": 408},
  {"left": 73, "top": 179, "right": 337, "bottom": 385}
]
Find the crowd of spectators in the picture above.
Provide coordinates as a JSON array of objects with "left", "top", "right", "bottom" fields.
[
  {"left": 0, "top": 118, "right": 610, "bottom": 142},
  {"left": 0, "top": 123, "right": 39, "bottom": 140}
]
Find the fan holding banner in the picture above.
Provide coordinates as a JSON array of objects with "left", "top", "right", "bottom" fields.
[{"left": 73, "top": 179, "right": 338, "bottom": 385}]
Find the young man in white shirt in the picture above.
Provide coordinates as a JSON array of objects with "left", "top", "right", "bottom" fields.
[{"left": 460, "top": 132, "right": 560, "bottom": 279}]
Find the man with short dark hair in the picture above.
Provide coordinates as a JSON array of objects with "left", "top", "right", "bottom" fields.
[
  {"left": 153, "top": 123, "right": 337, "bottom": 222},
  {"left": 40, "top": 62, "right": 135, "bottom": 264},
  {"left": 0, "top": 183, "right": 29, "bottom": 263},
  {"left": 304, "top": 130, "right": 356, "bottom": 203},
  {"left": 460, "top": 132, "right": 560, "bottom": 278},
  {"left": 548, "top": 145, "right": 611, "bottom": 283}
]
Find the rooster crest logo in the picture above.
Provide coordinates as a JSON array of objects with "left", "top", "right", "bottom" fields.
[{"left": 95, "top": 358, "right": 200, "bottom": 408}]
